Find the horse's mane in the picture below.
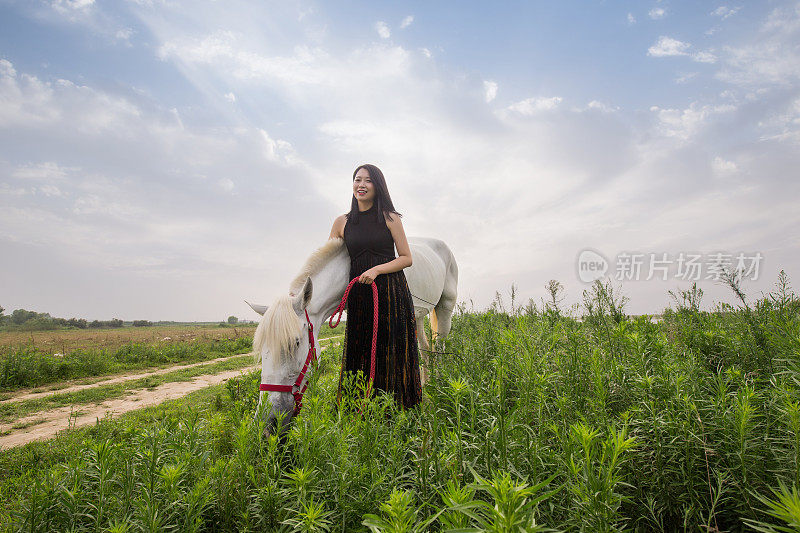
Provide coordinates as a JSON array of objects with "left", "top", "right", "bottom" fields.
[
  {"left": 288, "top": 237, "right": 344, "bottom": 295},
  {"left": 251, "top": 295, "right": 300, "bottom": 365},
  {"left": 253, "top": 238, "right": 346, "bottom": 365}
]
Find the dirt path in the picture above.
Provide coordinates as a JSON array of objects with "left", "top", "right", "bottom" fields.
[
  {"left": 1, "top": 354, "right": 247, "bottom": 405},
  {"left": 0, "top": 369, "right": 250, "bottom": 449},
  {"left": 0, "top": 340, "right": 341, "bottom": 449}
]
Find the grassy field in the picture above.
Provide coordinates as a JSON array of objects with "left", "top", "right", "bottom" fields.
[
  {"left": 0, "top": 334, "right": 344, "bottom": 428},
  {"left": 0, "top": 325, "right": 257, "bottom": 352},
  {"left": 0, "top": 355, "right": 254, "bottom": 426},
  {"left": 1, "top": 275, "right": 798, "bottom": 531},
  {"left": 0, "top": 322, "right": 343, "bottom": 353},
  {"left": 0, "top": 323, "right": 343, "bottom": 393}
]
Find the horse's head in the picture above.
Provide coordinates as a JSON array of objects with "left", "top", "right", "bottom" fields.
[{"left": 250, "top": 276, "right": 315, "bottom": 435}]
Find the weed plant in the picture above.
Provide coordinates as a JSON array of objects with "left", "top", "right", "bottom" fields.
[{"left": 1, "top": 271, "right": 799, "bottom": 531}]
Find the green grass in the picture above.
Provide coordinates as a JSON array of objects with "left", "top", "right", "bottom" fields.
[
  {"left": 318, "top": 322, "right": 345, "bottom": 339},
  {"left": 0, "top": 272, "right": 798, "bottom": 531}
]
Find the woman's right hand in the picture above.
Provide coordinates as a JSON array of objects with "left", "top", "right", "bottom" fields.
[{"left": 358, "top": 267, "right": 381, "bottom": 284}]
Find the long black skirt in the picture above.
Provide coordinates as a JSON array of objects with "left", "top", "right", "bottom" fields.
[{"left": 337, "top": 252, "right": 422, "bottom": 409}]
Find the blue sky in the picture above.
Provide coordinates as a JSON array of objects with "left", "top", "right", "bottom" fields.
[{"left": 1, "top": 0, "right": 798, "bottom": 321}]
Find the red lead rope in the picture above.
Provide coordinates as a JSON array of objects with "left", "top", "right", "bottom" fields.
[
  {"left": 329, "top": 277, "right": 379, "bottom": 399},
  {"left": 260, "top": 276, "right": 379, "bottom": 415}
]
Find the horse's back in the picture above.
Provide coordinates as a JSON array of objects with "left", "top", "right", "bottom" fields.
[{"left": 405, "top": 237, "right": 456, "bottom": 316}]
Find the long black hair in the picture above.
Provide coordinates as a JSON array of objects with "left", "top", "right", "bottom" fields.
[{"left": 346, "top": 163, "right": 403, "bottom": 224}]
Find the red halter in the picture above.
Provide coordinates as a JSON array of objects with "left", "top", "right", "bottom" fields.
[
  {"left": 259, "top": 277, "right": 379, "bottom": 416},
  {"left": 259, "top": 309, "right": 317, "bottom": 415}
]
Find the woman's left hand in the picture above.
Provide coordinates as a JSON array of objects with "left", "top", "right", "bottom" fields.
[{"left": 358, "top": 267, "right": 381, "bottom": 284}]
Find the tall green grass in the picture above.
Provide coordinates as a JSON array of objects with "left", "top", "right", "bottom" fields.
[{"left": 1, "top": 271, "right": 799, "bottom": 531}]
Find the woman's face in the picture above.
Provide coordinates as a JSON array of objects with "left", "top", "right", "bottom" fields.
[{"left": 353, "top": 168, "right": 375, "bottom": 203}]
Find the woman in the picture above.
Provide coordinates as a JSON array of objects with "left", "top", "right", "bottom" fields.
[{"left": 328, "top": 164, "right": 422, "bottom": 409}]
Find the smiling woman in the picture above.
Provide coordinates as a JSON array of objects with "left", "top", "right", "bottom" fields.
[{"left": 329, "top": 164, "right": 422, "bottom": 409}]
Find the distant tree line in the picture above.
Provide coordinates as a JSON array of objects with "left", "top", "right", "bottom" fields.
[
  {"left": 0, "top": 305, "right": 132, "bottom": 331},
  {"left": 0, "top": 305, "right": 252, "bottom": 331}
]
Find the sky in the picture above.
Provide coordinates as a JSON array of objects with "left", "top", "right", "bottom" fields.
[{"left": 0, "top": 0, "right": 798, "bottom": 321}]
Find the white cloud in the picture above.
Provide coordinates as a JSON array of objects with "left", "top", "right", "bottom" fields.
[
  {"left": 712, "top": 6, "right": 741, "bottom": 20},
  {"left": 506, "top": 96, "right": 563, "bottom": 115},
  {"left": 400, "top": 15, "right": 413, "bottom": 29},
  {"left": 157, "top": 30, "right": 414, "bottom": 96},
  {"left": 0, "top": 57, "right": 313, "bottom": 289},
  {"left": 298, "top": 6, "right": 315, "bottom": 21},
  {"left": 258, "top": 128, "right": 298, "bottom": 166},
  {"left": 585, "top": 100, "right": 617, "bottom": 113},
  {"left": 0, "top": 60, "right": 57, "bottom": 126},
  {"left": 483, "top": 80, "right": 498, "bottom": 103},
  {"left": 375, "top": 21, "right": 391, "bottom": 39},
  {"left": 32, "top": 0, "right": 136, "bottom": 44},
  {"left": 676, "top": 72, "right": 698, "bottom": 84},
  {"left": 0, "top": 184, "right": 28, "bottom": 197},
  {"left": 649, "top": 7, "right": 666, "bottom": 19},
  {"left": 647, "top": 36, "right": 715, "bottom": 63},
  {"left": 224, "top": 91, "right": 236, "bottom": 102},
  {"left": 627, "top": 12, "right": 636, "bottom": 24},
  {"left": 650, "top": 102, "right": 736, "bottom": 140},
  {"left": 51, "top": 0, "right": 94, "bottom": 12},
  {"left": 218, "top": 178, "right": 234, "bottom": 192},
  {"left": 115, "top": 28, "right": 133, "bottom": 42},
  {"left": 37, "top": 184, "right": 63, "bottom": 197},
  {"left": 755, "top": 95, "right": 800, "bottom": 144},
  {"left": 716, "top": 4, "right": 800, "bottom": 88},
  {"left": 71, "top": 192, "right": 145, "bottom": 218},
  {"left": 11, "top": 161, "right": 73, "bottom": 181},
  {"left": 648, "top": 36, "right": 690, "bottom": 57},
  {"left": 420, "top": 47, "right": 432, "bottom": 58},
  {"left": 0, "top": 59, "right": 16, "bottom": 78},
  {"left": 693, "top": 51, "right": 717, "bottom": 63},
  {"left": 0, "top": 64, "right": 146, "bottom": 134},
  {"left": 712, "top": 156, "right": 738, "bottom": 175}
]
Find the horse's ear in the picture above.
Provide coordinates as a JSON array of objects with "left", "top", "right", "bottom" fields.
[
  {"left": 246, "top": 301, "right": 268, "bottom": 315},
  {"left": 291, "top": 276, "right": 313, "bottom": 314}
]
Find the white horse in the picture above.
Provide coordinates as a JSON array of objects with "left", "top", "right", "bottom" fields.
[{"left": 248, "top": 236, "right": 458, "bottom": 430}]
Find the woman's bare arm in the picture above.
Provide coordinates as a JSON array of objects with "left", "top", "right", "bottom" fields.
[
  {"left": 329, "top": 214, "right": 346, "bottom": 240},
  {"left": 380, "top": 214, "right": 412, "bottom": 272}
]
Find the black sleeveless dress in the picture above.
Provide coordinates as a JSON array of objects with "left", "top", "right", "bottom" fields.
[{"left": 337, "top": 203, "right": 422, "bottom": 409}]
